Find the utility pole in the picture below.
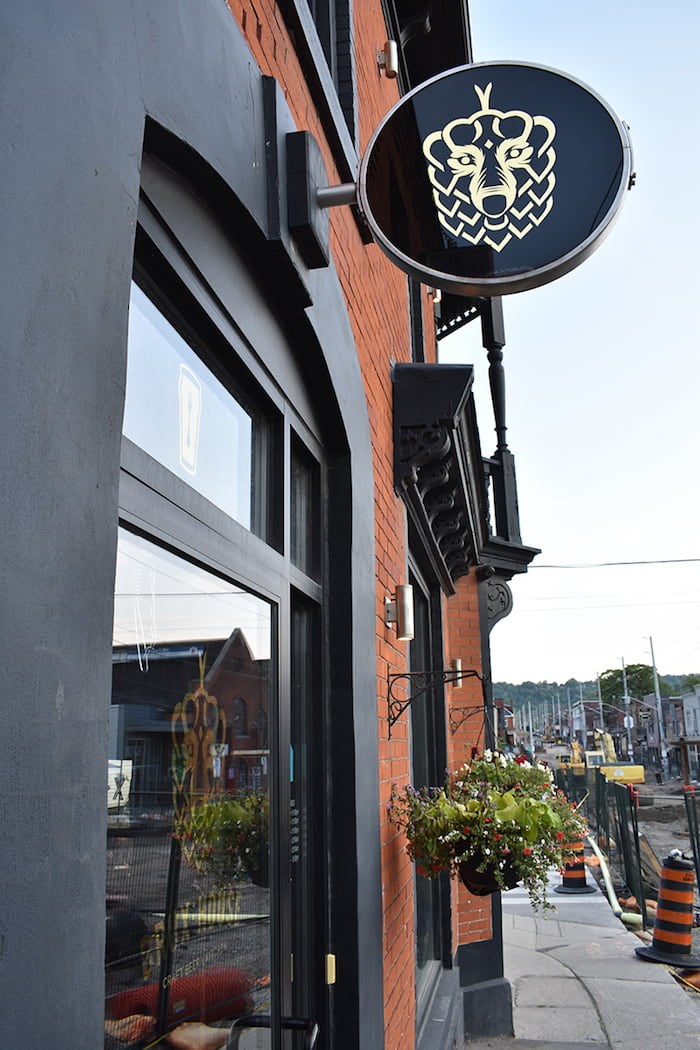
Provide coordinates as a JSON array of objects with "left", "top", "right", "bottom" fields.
[
  {"left": 622, "top": 657, "right": 632, "bottom": 759},
  {"left": 648, "top": 635, "right": 667, "bottom": 776},
  {"left": 578, "top": 682, "right": 586, "bottom": 742},
  {"left": 597, "top": 673, "right": 604, "bottom": 730}
]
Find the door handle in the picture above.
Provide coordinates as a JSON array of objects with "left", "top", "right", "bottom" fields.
[{"left": 226, "top": 1014, "right": 319, "bottom": 1050}]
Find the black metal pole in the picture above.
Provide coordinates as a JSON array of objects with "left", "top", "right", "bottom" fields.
[{"left": 156, "top": 833, "right": 183, "bottom": 1038}]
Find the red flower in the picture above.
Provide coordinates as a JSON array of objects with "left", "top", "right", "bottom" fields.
[{"left": 523, "top": 847, "right": 533, "bottom": 856}]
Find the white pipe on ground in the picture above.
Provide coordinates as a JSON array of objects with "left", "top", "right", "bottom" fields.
[{"left": 585, "top": 833, "right": 644, "bottom": 926}]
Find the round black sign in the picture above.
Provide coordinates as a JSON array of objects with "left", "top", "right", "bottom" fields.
[{"left": 358, "top": 62, "right": 633, "bottom": 296}]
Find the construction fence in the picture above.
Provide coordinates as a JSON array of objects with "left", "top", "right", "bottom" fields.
[{"left": 555, "top": 768, "right": 700, "bottom": 929}]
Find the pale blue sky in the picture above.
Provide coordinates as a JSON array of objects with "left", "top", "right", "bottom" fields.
[{"left": 439, "top": 1, "right": 700, "bottom": 684}]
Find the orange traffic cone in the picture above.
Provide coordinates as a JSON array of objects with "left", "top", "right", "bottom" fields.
[
  {"left": 635, "top": 854, "right": 700, "bottom": 968},
  {"left": 555, "top": 839, "right": 596, "bottom": 894}
]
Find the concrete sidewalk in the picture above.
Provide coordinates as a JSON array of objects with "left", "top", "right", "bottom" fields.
[{"left": 465, "top": 871, "right": 700, "bottom": 1049}]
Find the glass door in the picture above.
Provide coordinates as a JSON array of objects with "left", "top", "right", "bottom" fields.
[{"left": 106, "top": 528, "right": 275, "bottom": 1047}]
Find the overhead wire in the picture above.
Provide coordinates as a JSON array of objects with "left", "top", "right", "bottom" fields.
[{"left": 532, "top": 557, "right": 700, "bottom": 569}]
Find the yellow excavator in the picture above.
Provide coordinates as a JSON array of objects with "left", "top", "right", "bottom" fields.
[{"left": 564, "top": 732, "right": 645, "bottom": 784}]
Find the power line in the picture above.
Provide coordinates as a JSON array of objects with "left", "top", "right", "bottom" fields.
[
  {"left": 532, "top": 558, "right": 700, "bottom": 569},
  {"left": 515, "top": 599, "right": 700, "bottom": 613}
]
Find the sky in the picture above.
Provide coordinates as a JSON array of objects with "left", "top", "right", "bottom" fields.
[{"left": 438, "top": 1, "right": 700, "bottom": 685}]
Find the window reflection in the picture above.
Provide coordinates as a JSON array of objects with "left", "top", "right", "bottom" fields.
[
  {"left": 290, "top": 438, "right": 320, "bottom": 579},
  {"left": 106, "top": 529, "right": 273, "bottom": 1048},
  {"left": 124, "top": 283, "right": 254, "bottom": 527}
]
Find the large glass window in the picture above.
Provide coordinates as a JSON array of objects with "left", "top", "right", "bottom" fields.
[
  {"left": 106, "top": 529, "right": 273, "bottom": 1047},
  {"left": 125, "top": 282, "right": 256, "bottom": 529}
]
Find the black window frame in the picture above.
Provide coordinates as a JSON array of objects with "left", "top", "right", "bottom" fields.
[
  {"left": 113, "top": 166, "right": 334, "bottom": 1046},
  {"left": 132, "top": 232, "right": 283, "bottom": 552},
  {"left": 278, "top": 0, "right": 358, "bottom": 155}
]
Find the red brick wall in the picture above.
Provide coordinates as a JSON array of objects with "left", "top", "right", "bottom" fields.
[{"left": 226, "top": 4, "right": 490, "bottom": 1045}]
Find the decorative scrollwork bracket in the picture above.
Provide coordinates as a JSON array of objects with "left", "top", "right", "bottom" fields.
[
  {"left": 386, "top": 667, "right": 485, "bottom": 737},
  {"left": 449, "top": 704, "right": 487, "bottom": 734}
]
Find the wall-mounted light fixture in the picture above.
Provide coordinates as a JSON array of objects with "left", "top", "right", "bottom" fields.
[
  {"left": 377, "top": 40, "right": 399, "bottom": 79},
  {"left": 385, "top": 583, "right": 414, "bottom": 641}
]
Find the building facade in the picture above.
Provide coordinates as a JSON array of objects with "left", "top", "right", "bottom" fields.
[{"left": 1, "top": 3, "right": 536, "bottom": 1048}]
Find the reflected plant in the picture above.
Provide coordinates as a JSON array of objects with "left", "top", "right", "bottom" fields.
[{"left": 176, "top": 793, "right": 269, "bottom": 887}]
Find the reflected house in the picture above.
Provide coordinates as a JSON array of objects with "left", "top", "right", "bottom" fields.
[
  {"left": 111, "top": 628, "right": 269, "bottom": 811},
  {"left": 205, "top": 628, "right": 270, "bottom": 795}
]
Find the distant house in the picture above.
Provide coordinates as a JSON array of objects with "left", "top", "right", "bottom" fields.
[{"left": 494, "top": 699, "right": 515, "bottom": 750}]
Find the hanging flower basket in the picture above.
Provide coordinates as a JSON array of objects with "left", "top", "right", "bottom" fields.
[
  {"left": 457, "top": 848, "right": 520, "bottom": 896},
  {"left": 388, "top": 749, "right": 587, "bottom": 911}
]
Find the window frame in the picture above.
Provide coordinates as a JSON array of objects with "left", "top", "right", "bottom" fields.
[
  {"left": 113, "top": 182, "right": 332, "bottom": 1044},
  {"left": 131, "top": 243, "right": 282, "bottom": 550},
  {"left": 277, "top": 0, "right": 358, "bottom": 159}
]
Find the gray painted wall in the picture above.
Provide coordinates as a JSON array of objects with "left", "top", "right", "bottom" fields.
[{"left": 0, "top": 2, "right": 379, "bottom": 1046}]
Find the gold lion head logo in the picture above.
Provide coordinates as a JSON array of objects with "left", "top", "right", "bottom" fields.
[{"left": 422, "top": 82, "right": 556, "bottom": 253}]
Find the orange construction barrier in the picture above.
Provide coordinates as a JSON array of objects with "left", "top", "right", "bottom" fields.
[
  {"left": 554, "top": 839, "right": 596, "bottom": 894},
  {"left": 635, "top": 854, "right": 700, "bottom": 968}
]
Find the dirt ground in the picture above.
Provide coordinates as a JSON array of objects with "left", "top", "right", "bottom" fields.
[
  {"left": 635, "top": 779, "right": 695, "bottom": 863},
  {"left": 603, "top": 778, "right": 700, "bottom": 965}
]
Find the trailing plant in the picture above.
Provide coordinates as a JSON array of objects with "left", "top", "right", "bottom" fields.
[{"left": 388, "top": 749, "right": 587, "bottom": 911}]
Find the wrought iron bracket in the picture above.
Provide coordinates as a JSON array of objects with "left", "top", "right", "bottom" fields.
[
  {"left": 449, "top": 704, "right": 487, "bottom": 734},
  {"left": 387, "top": 667, "right": 485, "bottom": 737}
]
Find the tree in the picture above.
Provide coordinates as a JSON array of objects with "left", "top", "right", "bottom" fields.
[{"left": 598, "top": 664, "right": 656, "bottom": 708}]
